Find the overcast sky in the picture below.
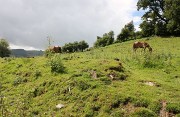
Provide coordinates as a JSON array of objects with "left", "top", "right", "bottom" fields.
[{"left": 0, "top": 0, "right": 142, "bottom": 50}]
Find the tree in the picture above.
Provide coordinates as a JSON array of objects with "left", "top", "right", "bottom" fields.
[
  {"left": 0, "top": 39, "right": 11, "bottom": 57},
  {"left": 62, "top": 40, "right": 89, "bottom": 53},
  {"left": 117, "top": 21, "right": 135, "bottom": 42},
  {"left": 137, "top": 0, "right": 180, "bottom": 36},
  {"left": 164, "top": 0, "right": 180, "bottom": 36},
  {"left": 137, "top": 0, "right": 167, "bottom": 36},
  {"left": 137, "top": 0, "right": 167, "bottom": 23},
  {"left": 107, "top": 31, "right": 114, "bottom": 45},
  {"left": 78, "top": 40, "right": 89, "bottom": 52},
  {"left": 139, "top": 21, "right": 155, "bottom": 37},
  {"left": 94, "top": 31, "right": 114, "bottom": 47},
  {"left": 135, "top": 31, "right": 143, "bottom": 39},
  {"left": 117, "top": 28, "right": 130, "bottom": 42}
]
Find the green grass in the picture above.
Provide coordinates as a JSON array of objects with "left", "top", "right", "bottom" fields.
[{"left": 0, "top": 37, "right": 180, "bottom": 116}]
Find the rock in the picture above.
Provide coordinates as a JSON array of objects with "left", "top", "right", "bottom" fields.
[
  {"left": 144, "top": 82, "right": 155, "bottom": 86},
  {"left": 56, "top": 104, "right": 64, "bottom": 109}
]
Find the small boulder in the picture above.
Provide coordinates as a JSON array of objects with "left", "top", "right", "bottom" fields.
[{"left": 56, "top": 104, "right": 64, "bottom": 109}]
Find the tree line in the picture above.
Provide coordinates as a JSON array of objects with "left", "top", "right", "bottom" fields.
[
  {"left": 62, "top": 40, "right": 89, "bottom": 52},
  {"left": 94, "top": 21, "right": 136, "bottom": 47}
]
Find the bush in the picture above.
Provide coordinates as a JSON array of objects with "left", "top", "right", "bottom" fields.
[
  {"left": 110, "top": 110, "right": 124, "bottom": 117},
  {"left": 33, "top": 70, "right": 42, "bottom": 79},
  {"left": 48, "top": 55, "right": 65, "bottom": 73},
  {"left": 132, "top": 53, "right": 173, "bottom": 69},
  {"left": 132, "top": 108, "right": 157, "bottom": 117},
  {"left": 44, "top": 49, "right": 54, "bottom": 57},
  {"left": 148, "top": 101, "right": 162, "bottom": 114},
  {"left": 100, "top": 77, "right": 112, "bottom": 85},
  {"left": 134, "top": 98, "right": 150, "bottom": 108},
  {"left": 13, "top": 77, "right": 27, "bottom": 86},
  {"left": 77, "top": 80, "right": 91, "bottom": 91},
  {"left": 166, "top": 103, "right": 180, "bottom": 114}
]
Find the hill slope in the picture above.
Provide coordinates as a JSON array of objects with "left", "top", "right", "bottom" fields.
[{"left": 0, "top": 37, "right": 180, "bottom": 116}]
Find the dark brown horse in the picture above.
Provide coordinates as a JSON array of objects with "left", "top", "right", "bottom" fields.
[
  {"left": 49, "top": 46, "right": 61, "bottom": 53},
  {"left": 133, "top": 41, "right": 152, "bottom": 53}
]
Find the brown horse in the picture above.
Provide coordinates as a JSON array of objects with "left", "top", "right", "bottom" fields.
[
  {"left": 49, "top": 46, "right": 61, "bottom": 53},
  {"left": 133, "top": 41, "right": 152, "bottom": 53}
]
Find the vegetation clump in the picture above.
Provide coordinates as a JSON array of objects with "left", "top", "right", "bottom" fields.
[{"left": 47, "top": 54, "right": 65, "bottom": 73}]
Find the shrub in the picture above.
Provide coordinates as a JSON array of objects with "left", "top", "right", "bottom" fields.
[
  {"left": 132, "top": 108, "right": 157, "bottom": 117},
  {"left": 110, "top": 110, "right": 124, "bottom": 117},
  {"left": 77, "top": 80, "right": 91, "bottom": 91},
  {"left": 134, "top": 98, "right": 150, "bottom": 108},
  {"left": 148, "top": 101, "right": 162, "bottom": 114},
  {"left": 166, "top": 103, "right": 180, "bottom": 114},
  {"left": 100, "top": 77, "right": 112, "bottom": 85},
  {"left": 48, "top": 55, "right": 65, "bottom": 73},
  {"left": 33, "top": 70, "right": 41, "bottom": 79},
  {"left": 44, "top": 49, "right": 54, "bottom": 57},
  {"left": 13, "top": 77, "right": 27, "bottom": 86}
]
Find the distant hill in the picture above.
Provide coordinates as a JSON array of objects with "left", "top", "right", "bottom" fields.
[{"left": 11, "top": 49, "right": 44, "bottom": 57}]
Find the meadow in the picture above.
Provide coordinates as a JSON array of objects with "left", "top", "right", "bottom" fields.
[{"left": 0, "top": 37, "right": 180, "bottom": 117}]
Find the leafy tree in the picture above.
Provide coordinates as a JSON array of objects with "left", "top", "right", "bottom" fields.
[
  {"left": 164, "top": 0, "right": 180, "bottom": 36},
  {"left": 137, "top": 0, "right": 180, "bottom": 36},
  {"left": 107, "top": 31, "right": 114, "bottom": 45},
  {"left": 0, "top": 39, "right": 11, "bottom": 57},
  {"left": 135, "top": 31, "right": 143, "bottom": 39},
  {"left": 73, "top": 41, "right": 79, "bottom": 52},
  {"left": 117, "top": 28, "right": 130, "bottom": 42},
  {"left": 94, "top": 36, "right": 107, "bottom": 47},
  {"left": 137, "top": 0, "right": 167, "bottom": 23},
  {"left": 62, "top": 43, "right": 74, "bottom": 52},
  {"left": 94, "top": 31, "right": 114, "bottom": 47},
  {"left": 117, "top": 21, "right": 135, "bottom": 42},
  {"left": 137, "top": 0, "right": 166, "bottom": 36},
  {"left": 139, "top": 21, "right": 155, "bottom": 37},
  {"left": 62, "top": 40, "right": 89, "bottom": 53},
  {"left": 78, "top": 40, "right": 89, "bottom": 52},
  {"left": 155, "top": 21, "right": 169, "bottom": 36}
]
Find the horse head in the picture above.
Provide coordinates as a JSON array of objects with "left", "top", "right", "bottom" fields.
[{"left": 148, "top": 47, "right": 152, "bottom": 53}]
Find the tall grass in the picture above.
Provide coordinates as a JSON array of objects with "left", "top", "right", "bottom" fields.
[{"left": 47, "top": 54, "right": 65, "bottom": 73}]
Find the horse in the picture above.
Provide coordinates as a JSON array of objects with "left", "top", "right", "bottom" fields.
[
  {"left": 49, "top": 46, "right": 61, "bottom": 53},
  {"left": 133, "top": 41, "right": 152, "bottom": 53}
]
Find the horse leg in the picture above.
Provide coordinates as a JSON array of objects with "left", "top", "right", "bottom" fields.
[
  {"left": 133, "top": 48, "right": 136, "bottom": 53},
  {"left": 144, "top": 47, "right": 146, "bottom": 52}
]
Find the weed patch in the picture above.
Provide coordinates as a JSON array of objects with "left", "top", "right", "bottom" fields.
[
  {"left": 166, "top": 103, "right": 180, "bottom": 114},
  {"left": 47, "top": 55, "right": 65, "bottom": 73},
  {"left": 131, "top": 108, "right": 157, "bottom": 117}
]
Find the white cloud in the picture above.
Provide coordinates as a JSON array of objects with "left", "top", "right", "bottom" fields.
[
  {"left": 0, "top": 0, "right": 141, "bottom": 49},
  {"left": 9, "top": 44, "right": 41, "bottom": 50}
]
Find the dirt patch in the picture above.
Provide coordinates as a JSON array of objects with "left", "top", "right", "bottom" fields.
[
  {"left": 123, "top": 103, "right": 136, "bottom": 116},
  {"left": 89, "top": 70, "right": 97, "bottom": 79},
  {"left": 159, "top": 101, "right": 176, "bottom": 117},
  {"left": 105, "top": 63, "right": 124, "bottom": 72},
  {"left": 145, "top": 82, "right": 155, "bottom": 86},
  {"left": 160, "top": 100, "right": 169, "bottom": 117},
  {"left": 139, "top": 80, "right": 160, "bottom": 87},
  {"left": 107, "top": 71, "right": 128, "bottom": 81}
]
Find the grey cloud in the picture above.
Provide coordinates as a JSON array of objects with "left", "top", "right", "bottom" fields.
[{"left": 0, "top": 0, "right": 138, "bottom": 49}]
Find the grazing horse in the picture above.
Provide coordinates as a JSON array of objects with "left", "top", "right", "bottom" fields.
[
  {"left": 133, "top": 41, "right": 152, "bottom": 53},
  {"left": 49, "top": 46, "right": 61, "bottom": 53}
]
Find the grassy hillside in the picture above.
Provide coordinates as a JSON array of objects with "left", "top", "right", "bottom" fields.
[{"left": 0, "top": 37, "right": 180, "bottom": 117}]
